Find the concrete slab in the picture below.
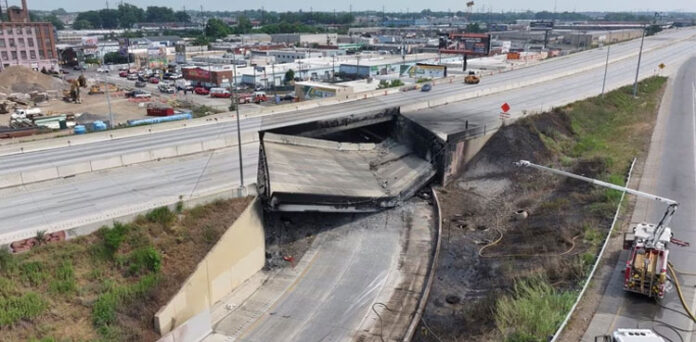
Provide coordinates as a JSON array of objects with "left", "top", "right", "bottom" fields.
[{"left": 262, "top": 133, "right": 435, "bottom": 212}]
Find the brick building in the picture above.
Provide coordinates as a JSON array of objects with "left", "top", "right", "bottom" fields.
[{"left": 0, "top": 0, "right": 58, "bottom": 70}]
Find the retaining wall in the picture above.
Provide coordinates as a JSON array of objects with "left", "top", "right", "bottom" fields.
[{"left": 154, "top": 196, "right": 266, "bottom": 335}]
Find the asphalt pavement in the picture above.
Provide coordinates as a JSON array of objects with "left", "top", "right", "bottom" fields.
[
  {"left": 1, "top": 29, "right": 696, "bottom": 241},
  {"left": 1, "top": 28, "right": 694, "bottom": 176},
  {"left": 582, "top": 57, "right": 696, "bottom": 341}
]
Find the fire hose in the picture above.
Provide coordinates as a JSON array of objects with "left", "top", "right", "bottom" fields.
[{"left": 668, "top": 262, "right": 696, "bottom": 323}]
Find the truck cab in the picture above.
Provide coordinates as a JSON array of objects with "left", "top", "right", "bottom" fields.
[{"left": 595, "top": 329, "right": 665, "bottom": 342}]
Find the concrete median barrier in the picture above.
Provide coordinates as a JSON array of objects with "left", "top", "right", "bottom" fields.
[
  {"left": 90, "top": 155, "right": 124, "bottom": 171},
  {"left": 21, "top": 167, "right": 59, "bottom": 184},
  {"left": 57, "top": 161, "right": 92, "bottom": 177},
  {"left": 0, "top": 173, "right": 22, "bottom": 188}
]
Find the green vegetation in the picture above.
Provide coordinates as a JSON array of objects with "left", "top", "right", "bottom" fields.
[
  {"left": 416, "top": 78, "right": 432, "bottom": 83},
  {"left": 495, "top": 276, "right": 575, "bottom": 342},
  {"left": 73, "top": 4, "right": 190, "bottom": 29},
  {"left": 494, "top": 77, "right": 667, "bottom": 341},
  {"left": 0, "top": 198, "right": 250, "bottom": 341},
  {"left": 378, "top": 79, "right": 405, "bottom": 89}
]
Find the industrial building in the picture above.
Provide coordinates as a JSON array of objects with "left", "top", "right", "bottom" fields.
[{"left": 0, "top": 0, "right": 58, "bottom": 70}]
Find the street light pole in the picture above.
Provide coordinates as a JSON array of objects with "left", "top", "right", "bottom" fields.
[
  {"left": 632, "top": 26, "right": 646, "bottom": 98},
  {"left": 601, "top": 44, "right": 610, "bottom": 98},
  {"left": 100, "top": 53, "right": 114, "bottom": 128},
  {"left": 230, "top": 54, "right": 244, "bottom": 190}
]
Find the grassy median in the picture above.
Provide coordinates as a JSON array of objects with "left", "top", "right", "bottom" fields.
[{"left": 493, "top": 77, "right": 666, "bottom": 342}]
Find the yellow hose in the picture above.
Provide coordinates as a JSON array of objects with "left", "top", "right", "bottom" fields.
[
  {"left": 667, "top": 262, "right": 696, "bottom": 322},
  {"left": 478, "top": 227, "right": 580, "bottom": 258}
]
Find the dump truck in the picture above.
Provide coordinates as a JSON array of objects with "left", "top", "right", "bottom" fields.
[
  {"left": 516, "top": 160, "right": 688, "bottom": 299},
  {"left": 464, "top": 71, "right": 480, "bottom": 84}
]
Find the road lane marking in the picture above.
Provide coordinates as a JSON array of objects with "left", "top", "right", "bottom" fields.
[
  {"left": 686, "top": 80, "right": 696, "bottom": 342},
  {"left": 608, "top": 305, "right": 624, "bottom": 334}
]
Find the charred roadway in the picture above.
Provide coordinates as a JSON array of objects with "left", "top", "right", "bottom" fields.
[{"left": 582, "top": 57, "right": 696, "bottom": 341}]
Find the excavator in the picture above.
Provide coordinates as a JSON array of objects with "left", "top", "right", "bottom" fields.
[{"left": 515, "top": 160, "right": 687, "bottom": 299}]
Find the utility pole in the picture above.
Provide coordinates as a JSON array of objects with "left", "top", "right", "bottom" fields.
[
  {"left": 332, "top": 55, "right": 336, "bottom": 82},
  {"left": 632, "top": 26, "right": 646, "bottom": 98},
  {"left": 601, "top": 44, "right": 610, "bottom": 97},
  {"left": 230, "top": 55, "right": 244, "bottom": 190},
  {"left": 271, "top": 62, "right": 277, "bottom": 98}
]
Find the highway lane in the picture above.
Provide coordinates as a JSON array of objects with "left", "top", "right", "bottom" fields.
[
  {"left": 0, "top": 142, "right": 258, "bottom": 239},
  {"left": 405, "top": 36, "right": 696, "bottom": 135},
  {"left": 1, "top": 32, "right": 695, "bottom": 243},
  {"left": 582, "top": 57, "right": 696, "bottom": 341},
  {"left": 207, "top": 199, "right": 434, "bottom": 342},
  {"left": 0, "top": 28, "right": 694, "bottom": 175}
]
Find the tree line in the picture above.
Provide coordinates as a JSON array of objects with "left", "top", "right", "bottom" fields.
[{"left": 73, "top": 3, "right": 190, "bottom": 29}]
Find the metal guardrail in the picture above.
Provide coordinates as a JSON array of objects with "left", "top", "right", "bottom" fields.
[{"left": 550, "top": 157, "right": 637, "bottom": 341}]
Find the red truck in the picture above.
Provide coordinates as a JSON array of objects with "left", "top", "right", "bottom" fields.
[{"left": 146, "top": 103, "right": 174, "bottom": 116}]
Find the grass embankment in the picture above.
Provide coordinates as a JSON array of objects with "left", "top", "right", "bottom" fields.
[
  {"left": 0, "top": 197, "right": 251, "bottom": 342},
  {"left": 494, "top": 76, "right": 666, "bottom": 341}
]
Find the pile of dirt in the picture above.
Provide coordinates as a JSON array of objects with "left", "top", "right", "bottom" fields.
[{"left": 0, "top": 66, "right": 66, "bottom": 94}]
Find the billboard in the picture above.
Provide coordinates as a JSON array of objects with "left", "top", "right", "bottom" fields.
[
  {"left": 401, "top": 63, "right": 447, "bottom": 78},
  {"left": 439, "top": 33, "right": 491, "bottom": 56},
  {"left": 118, "top": 38, "right": 129, "bottom": 57},
  {"left": 182, "top": 67, "right": 211, "bottom": 80},
  {"left": 81, "top": 36, "right": 98, "bottom": 47}
]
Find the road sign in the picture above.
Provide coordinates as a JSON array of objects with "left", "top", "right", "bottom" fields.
[{"left": 501, "top": 102, "right": 510, "bottom": 113}]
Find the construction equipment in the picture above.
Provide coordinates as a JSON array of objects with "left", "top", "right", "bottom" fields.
[
  {"left": 464, "top": 71, "right": 480, "bottom": 84},
  {"left": 88, "top": 84, "right": 118, "bottom": 95},
  {"left": 515, "top": 160, "right": 687, "bottom": 299},
  {"left": 63, "top": 80, "right": 81, "bottom": 103}
]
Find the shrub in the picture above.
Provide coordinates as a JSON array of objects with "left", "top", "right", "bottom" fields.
[
  {"left": 0, "top": 292, "right": 47, "bottom": 326},
  {"left": 92, "top": 274, "right": 159, "bottom": 331},
  {"left": 50, "top": 261, "right": 76, "bottom": 294},
  {"left": 127, "top": 246, "right": 162, "bottom": 275},
  {"left": 20, "top": 261, "right": 48, "bottom": 287},
  {"left": 145, "top": 207, "right": 175, "bottom": 227},
  {"left": 102, "top": 222, "right": 130, "bottom": 256},
  {"left": 495, "top": 276, "right": 575, "bottom": 342}
]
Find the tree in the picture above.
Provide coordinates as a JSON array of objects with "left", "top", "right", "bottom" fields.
[
  {"left": 43, "top": 14, "right": 65, "bottom": 30},
  {"left": 99, "top": 9, "right": 120, "bottom": 29},
  {"left": 236, "top": 15, "right": 253, "bottom": 34},
  {"left": 73, "top": 19, "right": 94, "bottom": 30},
  {"left": 192, "top": 35, "right": 210, "bottom": 46},
  {"left": 464, "top": 23, "right": 484, "bottom": 33},
  {"left": 145, "top": 6, "right": 176, "bottom": 22},
  {"left": 118, "top": 3, "right": 145, "bottom": 29},
  {"left": 74, "top": 11, "right": 102, "bottom": 28},
  {"left": 205, "top": 18, "right": 231, "bottom": 38},
  {"left": 284, "top": 69, "right": 295, "bottom": 84},
  {"left": 645, "top": 24, "right": 662, "bottom": 36},
  {"left": 175, "top": 11, "right": 190, "bottom": 23},
  {"left": 103, "top": 51, "right": 134, "bottom": 64}
]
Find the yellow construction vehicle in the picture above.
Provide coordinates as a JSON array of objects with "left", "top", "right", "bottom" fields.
[
  {"left": 464, "top": 71, "right": 480, "bottom": 84},
  {"left": 88, "top": 84, "right": 118, "bottom": 95}
]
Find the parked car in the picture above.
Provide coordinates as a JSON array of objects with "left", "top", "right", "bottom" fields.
[
  {"left": 282, "top": 92, "right": 295, "bottom": 101},
  {"left": 134, "top": 80, "right": 147, "bottom": 88},
  {"left": 73, "top": 65, "right": 84, "bottom": 71},
  {"left": 149, "top": 77, "right": 160, "bottom": 84},
  {"left": 421, "top": 83, "right": 432, "bottom": 92},
  {"left": 253, "top": 91, "right": 268, "bottom": 103},
  {"left": 127, "top": 73, "right": 138, "bottom": 80},
  {"left": 169, "top": 73, "right": 182, "bottom": 80},
  {"left": 194, "top": 87, "right": 210, "bottom": 95},
  {"left": 210, "top": 88, "right": 231, "bottom": 98},
  {"left": 125, "top": 89, "right": 151, "bottom": 98},
  {"left": 158, "top": 84, "right": 176, "bottom": 94},
  {"left": 119, "top": 71, "right": 128, "bottom": 77},
  {"left": 96, "top": 67, "right": 109, "bottom": 73}
]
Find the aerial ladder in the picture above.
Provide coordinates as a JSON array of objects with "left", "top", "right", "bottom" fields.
[{"left": 515, "top": 160, "right": 687, "bottom": 299}]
